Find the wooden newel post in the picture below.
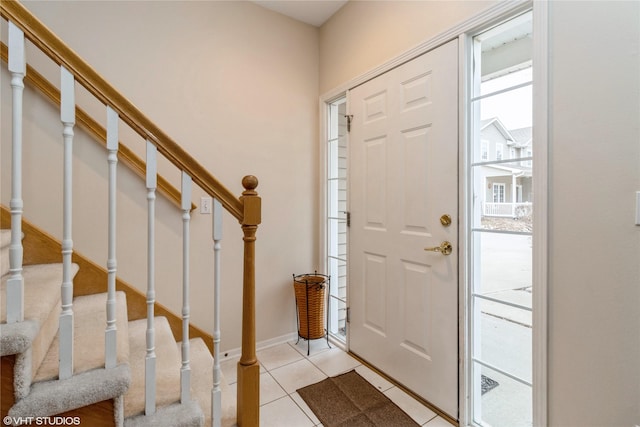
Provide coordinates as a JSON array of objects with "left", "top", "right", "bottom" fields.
[{"left": 238, "top": 175, "right": 261, "bottom": 427}]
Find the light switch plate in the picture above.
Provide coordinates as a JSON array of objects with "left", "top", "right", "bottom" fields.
[{"left": 200, "top": 197, "right": 212, "bottom": 214}]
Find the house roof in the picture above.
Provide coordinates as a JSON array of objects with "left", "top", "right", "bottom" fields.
[
  {"left": 481, "top": 117, "right": 514, "bottom": 143},
  {"left": 480, "top": 117, "right": 533, "bottom": 176},
  {"left": 509, "top": 126, "right": 533, "bottom": 148},
  {"left": 481, "top": 117, "right": 532, "bottom": 148},
  {"left": 486, "top": 163, "right": 532, "bottom": 177}
]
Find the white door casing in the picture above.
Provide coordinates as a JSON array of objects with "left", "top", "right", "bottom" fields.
[{"left": 349, "top": 39, "right": 459, "bottom": 418}]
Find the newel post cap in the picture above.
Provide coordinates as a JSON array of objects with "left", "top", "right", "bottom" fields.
[
  {"left": 241, "top": 175, "right": 261, "bottom": 226},
  {"left": 242, "top": 175, "right": 259, "bottom": 194}
]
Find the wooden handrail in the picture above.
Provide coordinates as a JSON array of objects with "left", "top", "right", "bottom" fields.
[
  {"left": 2, "top": 2, "right": 261, "bottom": 424},
  {"left": 0, "top": 42, "right": 193, "bottom": 212},
  {"left": 0, "top": 0, "right": 243, "bottom": 221}
]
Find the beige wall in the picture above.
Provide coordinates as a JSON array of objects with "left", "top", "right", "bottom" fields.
[
  {"left": 320, "top": 1, "right": 640, "bottom": 425},
  {"left": 1, "top": 0, "right": 319, "bottom": 352},
  {"left": 547, "top": 1, "right": 640, "bottom": 425},
  {"left": 319, "top": 0, "right": 496, "bottom": 94}
]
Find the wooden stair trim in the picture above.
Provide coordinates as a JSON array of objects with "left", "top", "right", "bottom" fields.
[
  {"left": 0, "top": 206, "right": 214, "bottom": 354},
  {"left": 1, "top": 355, "right": 16, "bottom": 421},
  {"left": 0, "top": 42, "right": 194, "bottom": 212}
]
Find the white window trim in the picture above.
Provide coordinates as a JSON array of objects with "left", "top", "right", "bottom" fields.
[
  {"left": 493, "top": 183, "right": 506, "bottom": 203},
  {"left": 319, "top": 1, "right": 548, "bottom": 425},
  {"left": 495, "top": 143, "right": 504, "bottom": 160},
  {"left": 516, "top": 185, "right": 523, "bottom": 203},
  {"left": 481, "top": 140, "right": 489, "bottom": 160},
  {"left": 460, "top": 2, "right": 547, "bottom": 426},
  {"left": 531, "top": 2, "right": 549, "bottom": 424},
  {"left": 319, "top": 94, "right": 349, "bottom": 348}
]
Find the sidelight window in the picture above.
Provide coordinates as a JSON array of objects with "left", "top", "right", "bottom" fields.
[
  {"left": 468, "top": 10, "right": 534, "bottom": 427},
  {"left": 326, "top": 96, "right": 348, "bottom": 343}
]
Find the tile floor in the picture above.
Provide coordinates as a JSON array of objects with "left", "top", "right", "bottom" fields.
[{"left": 220, "top": 339, "right": 454, "bottom": 427}]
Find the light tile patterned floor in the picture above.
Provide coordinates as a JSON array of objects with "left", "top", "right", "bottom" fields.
[{"left": 220, "top": 339, "right": 454, "bottom": 426}]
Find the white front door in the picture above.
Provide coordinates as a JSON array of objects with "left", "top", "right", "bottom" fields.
[{"left": 348, "top": 39, "right": 459, "bottom": 418}]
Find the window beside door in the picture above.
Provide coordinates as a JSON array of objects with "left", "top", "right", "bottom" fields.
[
  {"left": 468, "top": 10, "right": 533, "bottom": 427},
  {"left": 326, "top": 96, "right": 348, "bottom": 343}
]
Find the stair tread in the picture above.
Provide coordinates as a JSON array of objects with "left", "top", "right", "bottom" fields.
[
  {"left": 124, "top": 316, "right": 182, "bottom": 419},
  {"left": 0, "top": 230, "right": 11, "bottom": 277},
  {"left": 0, "top": 263, "right": 78, "bottom": 357},
  {"left": 8, "top": 363, "right": 131, "bottom": 420},
  {"left": 0, "top": 229, "right": 11, "bottom": 249},
  {"left": 1, "top": 262, "right": 75, "bottom": 323},
  {"left": 126, "top": 338, "right": 235, "bottom": 427},
  {"left": 33, "top": 291, "right": 130, "bottom": 382},
  {"left": 124, "top": 400, "right": 204, "bottom": 427},
  {"left": 1, "top": 230, "right": 23, "bottom": 277},
  {"left": 185, "top": 338, "right": 235, "bottom": 427}
]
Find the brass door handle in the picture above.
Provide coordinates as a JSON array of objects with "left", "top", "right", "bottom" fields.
[{"left": 424, "top": 241, "right": 453, "bottom": 256}]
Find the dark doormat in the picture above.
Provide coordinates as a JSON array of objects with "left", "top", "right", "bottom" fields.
[{"left": 297, "top": 370, "right": 420, "bottom": 427}]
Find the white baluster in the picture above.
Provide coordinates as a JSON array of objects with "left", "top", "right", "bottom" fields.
[
  {"left": 105, "top": 106, "right": 118, "bottom": 369},
  {"left": 145, "top": 140, "right": 157, "bottom": 415},
  {"left": 6, "top": 22, "right": 26, "bottom": 324},
  {"left": 212, "top": 198, "right": 223, "bottom": 427},
  {"left": 180, "top": 173, "right": 192, "bottom": 404},
  {"left": 59, "top": 66, "right": 75, "bottom": 380}
]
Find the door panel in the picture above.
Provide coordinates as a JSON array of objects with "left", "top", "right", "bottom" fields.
[
  {"left": 349, "top": 39, "right": 459, "bottom": 418},
  {"left": 363, "top": 252, "right": 387, "bottom": 336},
  {"left": 401, "top": 260, "right": 432, "bottom": 357},
  {"left": 364, "top": 137, "right": 387, "bottom": 228},
  {"left": 402, "top": 127, "right": 431, "bottom": 233}
]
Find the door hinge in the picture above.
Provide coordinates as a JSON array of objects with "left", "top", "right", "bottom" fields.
[
  {"left": 346, "top": 211, "right": 351, "bottom": 227},
  {"left": 346, "top": 307, "right": 351, "bottom": 323},
  {"left": 345, "top": 114, "right": 353, "bottom": 132}
]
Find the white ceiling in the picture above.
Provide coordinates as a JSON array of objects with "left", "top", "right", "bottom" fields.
[{"left": 252, "top": 0, "right": 348, "bottom": 27}]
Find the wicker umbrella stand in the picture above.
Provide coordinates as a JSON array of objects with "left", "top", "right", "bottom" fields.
[{"left": 293, "top": 272, "right": 331, "bottom": 355}]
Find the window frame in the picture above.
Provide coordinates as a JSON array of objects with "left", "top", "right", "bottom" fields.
[{"left": 495, "top": 143, "right": 503, "bottom": 160}]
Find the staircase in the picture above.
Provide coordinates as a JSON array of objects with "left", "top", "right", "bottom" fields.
[
  {"left": 1, "top": 1, "right": 261, "bottom": 426},
  {"left": 1, "top": 224, "right": 234, "bottom": 426}
]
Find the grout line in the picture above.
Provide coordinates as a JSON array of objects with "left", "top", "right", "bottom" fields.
[
  {"left": 257, "top": 342, "right": 450, "bottom": 427},
  {"left": 258, "top": 371, "right": 286, "bottom": 407},
  {"left": 288, "top": 392, "right": 319, "bottom": 426},
  {"left": 421, "top": 413, "right": 439, "bottom": 426}
]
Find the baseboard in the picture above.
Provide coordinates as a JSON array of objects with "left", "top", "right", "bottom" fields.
[{"left": 219, "top": 332, "right": 298, "bottom": 361}]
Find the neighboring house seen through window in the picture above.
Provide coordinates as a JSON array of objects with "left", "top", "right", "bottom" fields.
[
  {"left": 481, "top": 141, "right": 489, "bottom": 160},
  {"left": 493, "top": 183, "right": 505, "bottom": 203}
]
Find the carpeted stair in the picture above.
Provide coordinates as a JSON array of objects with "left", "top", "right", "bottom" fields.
[
  {"left": 1, "top": 228, "right": 235, "bottom": 426},
  {"left": 1, "top": 230, "right": 11, "bottom": 277}
]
